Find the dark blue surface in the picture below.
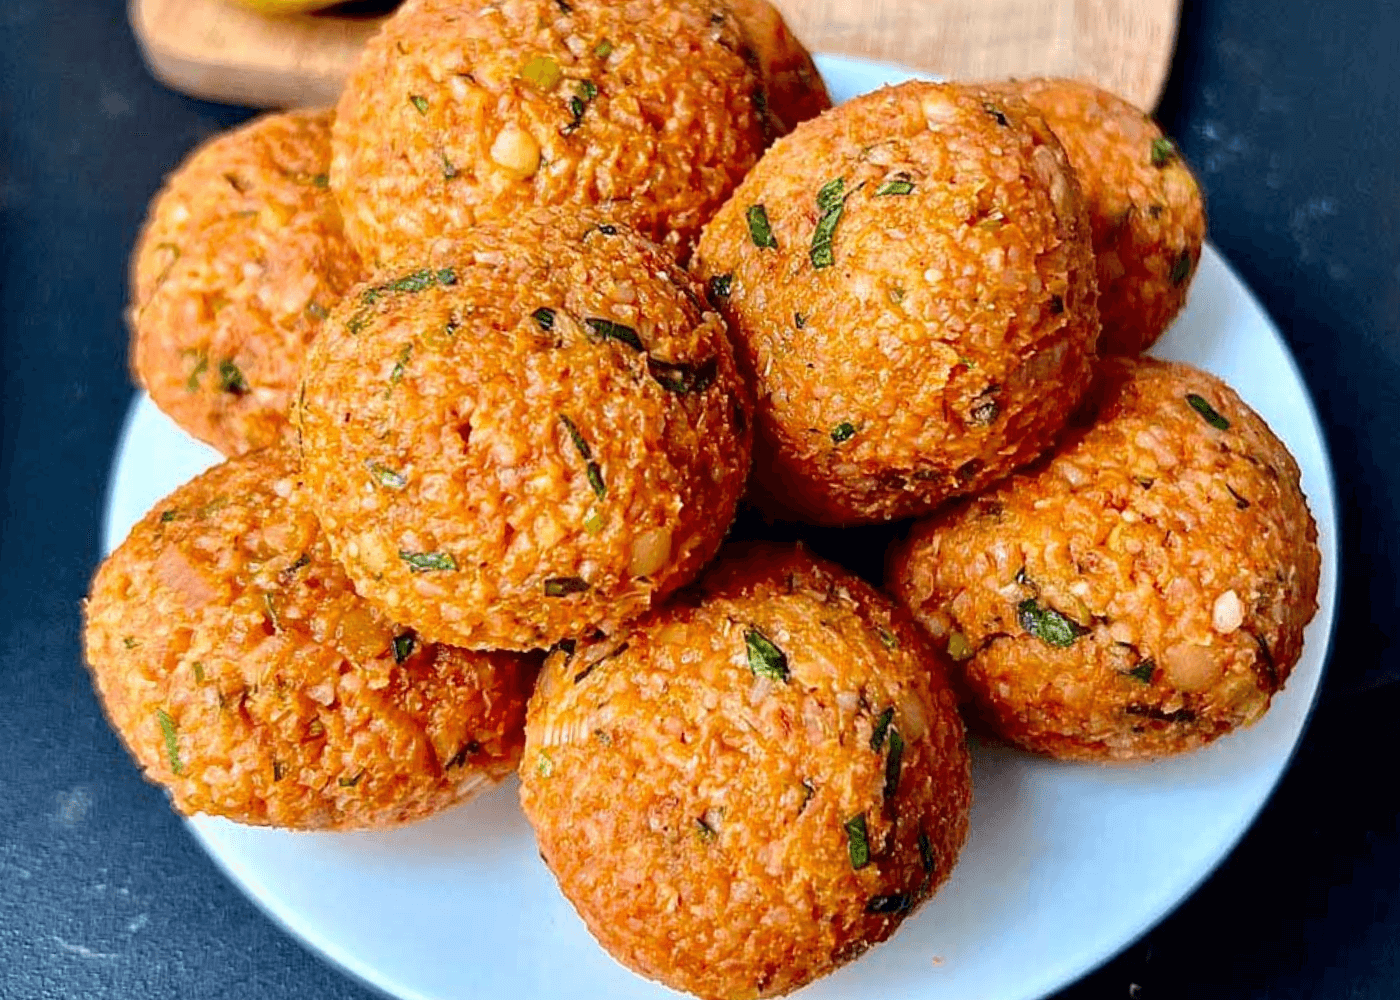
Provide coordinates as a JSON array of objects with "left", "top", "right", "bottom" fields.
[{"left": 1, "top": 2, "right": 1396, "bottom": 998}]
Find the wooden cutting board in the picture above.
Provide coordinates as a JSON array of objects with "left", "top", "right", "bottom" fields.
[{"left": 130, "top": 0, "right": 1181, "bottom": 113}]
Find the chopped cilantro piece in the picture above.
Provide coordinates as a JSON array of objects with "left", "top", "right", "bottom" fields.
[
  {"left": 830, "top": 421, "right": 856, "bottom": 444},
  {"left": 339, "top": 771, "right": 364, "bottom": 788},
  {"left": 559, "top": 415, "right": 605, "bottom": 499},
  {"left": 536, "top": 750, "right": 555, "bottom": 777},
  {"left": 870, "top": 707, "right": 894, "bottom": 751},
  {"left": 156, "top": 709, "right": 182, "bottom": 775},
  {"left": 366, "top": 460, "right": 407, "bottom": 490},
  {"left": 875, "top": 173, "right": 915, "bottom": 197},
  {"left": 217, "top": 359, "right": 247, "bottom": 395},
  {"left": 393, "top": 632, "right": 416, "bottom": 664},
  {"left": 399, "top": 550, "right": 457, "bottom": 572},
  {"left": 409, "top": 94, "right": 429, "bottom": 115},
  {"left": 744, "top": 628, "right": 789, "bottom": 682},
  {"left": 533, "top": 307, "right": 556, "bottom": 331},
  {"left": 1185, "top": 393, "right": 1230, "bottom": 430},
  {"left": 844, "top": 813, "right": 871, "bottom": 869},
  {"left": 876, "top": 626, "right": 899, "bottom": 650},
  {"left": 1128, "top": 659, "right": 1156, "bottom": 683},
  {"left": 707, "top": 273, "right": 733, "bottom": 300},
  {"left": 544, "top": 576, "right": 591, "bottom": 597},
  {"left": 1151, "top": 137, "right": 1177, "bottom": 167},
  {"left": 390, "top": 343, "right": 412, "bottom": 385},
  {"left": 1017, "top": 599, "right": 1090, "bottom": 647},
  {"left": 746, "top": 204, "right": 777, "bottom": 249},
  {"left": 810, "top": 178, "right": 847, "bottom": 269},
  {"left": 883, "top": 728, "right": 904, "bottom": 799},
  {"left": 594, "top": 38, "right": 613, "bottom": 58},
  {"left": 648, "top": 356, "right": 718, "bottom": 395},
  {"left": 584, "top": 317, "right": 643, "bottom": 351}
]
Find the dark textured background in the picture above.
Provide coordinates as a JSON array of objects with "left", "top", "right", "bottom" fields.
[{"left": 2, "top": 1, "right": 1396, "bottom": 997}]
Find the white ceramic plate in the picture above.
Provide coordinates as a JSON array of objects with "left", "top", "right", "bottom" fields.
[{"left": 103, "top": 55, "right": 1338, "bottom": 1000}]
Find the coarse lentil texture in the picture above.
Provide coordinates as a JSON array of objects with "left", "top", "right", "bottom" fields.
[
  {"left": 889, "top": 357, "right": 1320, "bottom": 761},
  {"left": 986, "top": 78, "right": 1207, "bottom": 356},
  {"left": 83, "top": 448, "right": 534, "bottom": 829},
  {"left": 129, "top": 110, "right": 362, "bottom": 457},
  {"left": 295, "top": 212, "right": 752, "bottom": 652},
  {"left": 694, "top": 80, "right": 1100, "bottom": 526},
  {"left": 730, "top": 0, "right": 832, "bottom": 135},
  {"left": 520, "top": 543, "right": 971, "bottom": 999},
  {"left": 331, "top": 0, "right": 769, "bottom": 264}
]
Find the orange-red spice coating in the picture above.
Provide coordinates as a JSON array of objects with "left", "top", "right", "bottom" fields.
[
  {"left": 295, "top": 213, "right": 753, "bottom": 652},
  {"left": 889, "top": 357, "right": 1320, "bottom": 761},
  {"left": 988, "top": 78, "right": 1207, "bottom": 356},
  {"left": 694, "top": 81, "right": 1100, "bottom": 526},
  {"left": 83, "top": 449, "right": 534, "bottom": 830},
  {"left": 331, "top": 0, "right": 769, "bottom": 264},
  {"left": 520, "top": 543, "right": 971, "bottom": 1000},
  {"left": 730, "top": 0, "right": 832, "bottom": 134},
  {"left": 129, "top": 110, "right": 362, "bottom": 457}
]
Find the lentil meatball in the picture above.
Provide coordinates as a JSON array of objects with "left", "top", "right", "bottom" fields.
[
  {"left": 694, "top": 81, "right": 1100, "bottom": 526},
  {"left": 129, "top": 110, "right": 362, "bottom": 457},
  {"left": 520, "top": 543, "right": 971, "bottom": 1000},
  {"left": 730, "top": 0, "right": 832, "bottom": 134},
  {"left": 889, "top": 357, "right": 1320, "bottom": 761},
  {"left": 331, "top": 0, "right": 769, "bottom": 264},
  {"left": 294, "top": 212, "right": 752, "bottom": 652},
  {"left": 987, "top": 77, "right": 1207, "bottom": 356},
  {"left": 83, "top": 448, "right": 534, "bottom": 830}
]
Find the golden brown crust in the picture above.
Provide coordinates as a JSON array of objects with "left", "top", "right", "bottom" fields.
[
  {"left": 988, "top": 78, "right": 1207, "bottom": 356},
  {"left": 129, "top": 110, "right": 363, "bottom": 457},
  {"left": 520, "top": 543, "right": 970, "bottom": 999},
  {"left": 295, "top": 212, "right": 753, "bottom": 651},
  {"left": 83, "top": 448, "right": 535, "bottom": 830},
  {"left": 331, "top": 0, "right": 769, "bottom": 263},
  {"left": 729, "top": 0, "right": 832, "bottom": 133},
  {"left": 694, "top": 81, "right": 1100, "bottom": 525},
  {"left": 889, "top": 357, "right": 1320, "bottom": 761}
]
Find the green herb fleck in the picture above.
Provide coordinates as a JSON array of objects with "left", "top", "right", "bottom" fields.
[
  {"left": 160, "top": 509, "right": 180, "bottom": 523},
  {"left": 648, "top": 356, "right": 718, "bottom": 395},
  {"left": 306, "top": 301, "right": 329, "bottom": 321},
  {"left": 1171, "top": 251, "right": 1193, "bottom": 285},
  {"left": 816, "top": 177, "right": 845, "bottom": 212},
  {"left": 830, "top": 421, "right": 856, "bottom": 444},
  {"left": 400, "top": 550, "right": 457, "bottom": 573},
  {"left": 389, "top": 343, "right": 412, "bottom": 385},
  {"left": 533, "top": 307, "right": 556, "bottom": 331},
  {"left": 217, "top": 359, "right": 247, "bottom": 395},
  {"left": 192, "top": 661, "right": 205, "bottom": 683},
  {"left": 366, "top": 460, "right": 407, "bottom": 490},
  {"left": 744, "top": 628, "right": 789, "bottom": 682},
  {"left": 1127, "top": 659, "right": 1156, "bottom": 683},
  {"left": 311, "top": 173, "right": 329, "bottom": 189},
  {"left": 1017, "top": 599, "right": 1090, "bottom": 647},
  {"left": 695, "top": 817, "right": 718, "bottom": 843},
  {"left": 185, "top": 351, "right": 208, "bottom": 392},
  {"left": 584, "top": 317, "right": 643, "bottom": 351},
  {"left": 946, "top": 630, "right": 973, "bottom": 661},
  {"left": 409, "top": 94, "right": 429, "bottom": 115},
  {"left": 844, "top": 813, "right": 871, "bottom": 870},
  {"left": 559, "top": 414, "right": 605, "bottom": 499},
  {"left": 393, "top": 632, "right": 416, "bottom": 664},
  {"left": 883, "top": 727, "right": 904, "bottom": 800},
  {"left": 866, "top": 893, "right": 911, "bottom": 915},
  {"left": 746, "top": 204, "right": 777, "bottom": 249},
  {"left": 122, "top": 636, "right": 139, "bottom": 650},
  {"left": 362, "top": 268, "right": 455, "bottom": 304},
  {"left": 875, "top": 173, "right": 915, "bottom": 197},
  {"left": 794, "top": 312, "right": 807, "bottom": 329},
  {"left": 545, "top": 576, "right": 591, "bottom": 597},
  {"left": 810, "top": 178, "right": 847, "bottom": 269},
  {"left": 441, "top": 152, "right": 459, "bottom": 181},
  {"left": 1186, "top": 393, "right": 1230, "bottom": 430},
  {"left": 521, "top": 55, "right": 563, "bottom": 92},
  {"left": 876, "top": 626, "right": 899, "bottom": 650},
  {"left": 870, "top": 707, "right": 894, "bottom": 751},
  {"left": 156, "top": 709, "right": 182, "bottom": 775},
  {"left": 707, "top": 273, "right": 733, "bottom": 300},
  {"left": 594, "top": 38, "right": 613, "bottom": 58},
  {"left": 565, "top": 80, "right": 598, "bottom": 132},
  {"left": 1151, "top": 137, "right": 1177, "bottom": 167},
  {"left": 535, "top": 750, "right": 555, "bottom": 778},
  {"left": 339, "top": 771, "right": 363, "bottom": 788},
  {"left": 346, "top": 308, "right": 372, "bottom": 335}
]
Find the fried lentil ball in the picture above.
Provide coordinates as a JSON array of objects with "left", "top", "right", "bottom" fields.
[
  {"left": 83, "top": 448, "right": 535, "bottom": 830},
  {"left": 986, "top": 78, "right": 1207, "bottom": 356},
  {"left": 889, "top": 357, "right": 1321, "bottom": 762},
  {"left": 520, "top": 543, "right": 971, "bottom": 1000},
  {"left": 330, "top": 0, "right": 769, "bottom": 264},
  {"left": 295, "top": 212, "right": 753, "bottom": 652},
  {"left": 694, "top": 81, "right": 1100, "bottom": 526},
  {"left": 129, "top": 110, "right": 362, "bottom": 457},
  {"left": 730, "top": 0, "right": 832, "bottom": 134}
]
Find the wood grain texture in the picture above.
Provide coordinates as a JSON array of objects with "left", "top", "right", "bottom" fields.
[{"left": 130, "top": 0, "right": 1181, "bottom": 112}]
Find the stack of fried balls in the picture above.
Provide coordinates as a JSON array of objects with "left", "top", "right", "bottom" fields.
[{"left": 86, "top": 1, "right": 1320, "bottom": 996}]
